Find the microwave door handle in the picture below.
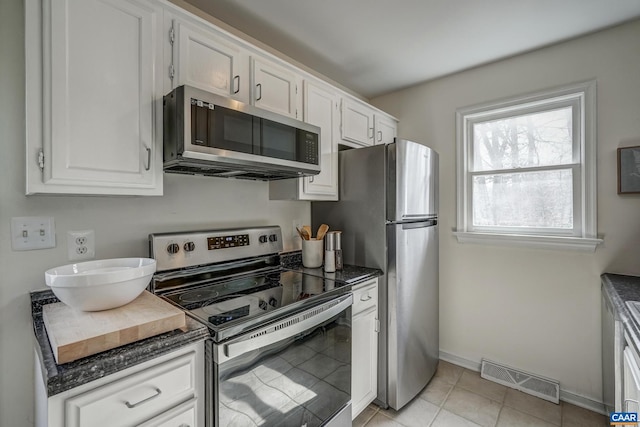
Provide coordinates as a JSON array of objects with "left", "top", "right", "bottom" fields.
[{"left": 223, "top": 295, "right": 352, "bottom": 360}]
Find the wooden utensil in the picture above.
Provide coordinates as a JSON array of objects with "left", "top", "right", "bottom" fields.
[
  {"left": 302, "top": 228, "right": 311, "bottom": 240},
  {"left": 295, "top": 226, "right": 306, "bottom": 240},
  {"left": 316, "top": 224, "right": 329, "bottom": 240},
  {"left": 302, "top": 225, "right": 312, "bottom": 239}
]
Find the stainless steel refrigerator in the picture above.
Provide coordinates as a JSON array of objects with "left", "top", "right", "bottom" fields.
[{"left": 312, "top": 139, "right": 439, "bottom": 410}]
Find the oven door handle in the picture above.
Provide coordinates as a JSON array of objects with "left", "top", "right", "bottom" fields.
[{"left": 222, "top": 294, "right": 353, "bottom": 362}]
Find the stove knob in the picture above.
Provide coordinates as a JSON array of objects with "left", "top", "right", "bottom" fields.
[
  {"left": 167, "top": 243, "right": 180, "bottom": 255},
  {"left": 259, "top": 235, "right": 268, "bottom": 244},
  {"left": 184, "top": 241, "right": 195, "bottom": 252},
  {"left": 258, "top": 299, "right": 268, "bottom": 310},
  {"left": 268, "top": 297, "right": 278, "bottom": 307},
  {"left": 269, "top": 234, "right": 278, "bottom": 242}
]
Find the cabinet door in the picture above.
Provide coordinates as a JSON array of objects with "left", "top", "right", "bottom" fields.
[
  {"left": 252, "top": 57, "right": 301, "bottom": 119},
  {"left": 341, "top": 98, "right": 375, "bottom": 147},
  {"left": 352, "top": 279, "right": 378, "bottom": 419},
  {"left": 352, "top": 306, "right": 379, "bottom": 419},
  {"left": 137, "top": 398, "right": 196, "bottom": 427},
  {"left": 624, "top": 346, "right": 640, "bottom": 413},
  {"left": 35, "top": 0, "right": 163, "bottom": 195},
  {"left": 375, "top": 114, "right": 397, "bottom": 145},
  {"left": 301, "top": 81, "right": 339, "bottom": 199},
  {"left": 173, "top": 20, "right": 250, "bottom": 103}
]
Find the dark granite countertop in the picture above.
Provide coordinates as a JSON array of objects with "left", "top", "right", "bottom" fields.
[
  {"left": 280, "top": 250, "right": 383, "bottom": 284},
  {"left": 31, "top": 289, "right": 210, "bottom": 397},
  {"left": 601, "top": 273, "right": 640, "bottom": 356}
]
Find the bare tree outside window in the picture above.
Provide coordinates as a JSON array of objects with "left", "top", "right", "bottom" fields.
[
  {"left": 455, "top": 81, "right": 600, "bottom": 250},
  {"left": 471, "top": 107, "right": 575, "bottom": 229}
]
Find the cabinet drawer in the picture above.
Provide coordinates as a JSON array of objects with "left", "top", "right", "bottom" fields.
[
  {"left": 137, "top": 398, "right": 196, "bottom": 427},
  {"left": 352, "top": 279, "right": 378, "bottom": 315},
  {"left": 65, "top": 352, "right": 196, "bottom": 427}
]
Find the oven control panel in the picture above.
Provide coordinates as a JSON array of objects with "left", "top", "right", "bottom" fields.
[
  {"left": 207, "top": 234, "right": 250, "bottom": 250},
  {"left": 149, "top": 226, "right": 283, "bottom": 272}
]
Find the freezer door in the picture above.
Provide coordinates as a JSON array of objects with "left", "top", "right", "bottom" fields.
[
  {"left": 387, "top": 140, "right": 438, "bottom": 222},
  {"left": 386, "top": 221, "right": 439, "bottom": 410}
]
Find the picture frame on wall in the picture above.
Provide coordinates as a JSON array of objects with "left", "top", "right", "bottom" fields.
[{"left": 617, "top": 145, "right": 640, "bottom": 194}]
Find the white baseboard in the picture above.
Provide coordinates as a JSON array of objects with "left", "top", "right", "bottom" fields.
[{"left": 438, "top": 350, "right": 607, "bottom": 416}]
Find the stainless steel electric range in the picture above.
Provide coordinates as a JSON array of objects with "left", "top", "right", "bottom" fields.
[{"left": 149, "top": 226, "right": 353, "bottom": 427}]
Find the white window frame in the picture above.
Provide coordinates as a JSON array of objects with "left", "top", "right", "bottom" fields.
[{"left": 454, "top": 81, "right": 602, "bottom": 252}]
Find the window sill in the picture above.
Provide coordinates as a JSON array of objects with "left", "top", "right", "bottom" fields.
[{"left": 452, "top": 231, "right": 603, "bottom": 252}]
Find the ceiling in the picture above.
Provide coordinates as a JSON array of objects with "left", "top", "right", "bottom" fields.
[{"left": 183, "top": 0, "right": 640, "bottom": 98}]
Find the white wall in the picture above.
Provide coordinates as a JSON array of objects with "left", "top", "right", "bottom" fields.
[
  {"left": 372, "top": 19, "right": 640, "bottom": 407},
  {"left": 0, "top": 1, "right": 309, "bottom": 425}
]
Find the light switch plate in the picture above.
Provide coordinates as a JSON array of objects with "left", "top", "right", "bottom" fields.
[{"left": 11, "top": 217, "right": 56, "bottom": 251}]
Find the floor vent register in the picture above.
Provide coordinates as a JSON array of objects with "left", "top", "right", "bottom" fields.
[{"left": 480, "top": 359, "right": 560, "bottom": 404}]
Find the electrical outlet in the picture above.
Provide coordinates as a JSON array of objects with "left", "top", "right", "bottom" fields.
[{"left": 67, "top": 230, "right": 95, "bottom": 261}]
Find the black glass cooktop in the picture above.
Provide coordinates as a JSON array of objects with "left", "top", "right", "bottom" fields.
[{"left": 161, "top": 269, "right": 347, "bottom": 340}]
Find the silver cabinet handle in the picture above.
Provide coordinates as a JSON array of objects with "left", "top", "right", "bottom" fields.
[
  {"left": 124, "top": 387, "right": 162, "bottom": 409},
  {"left": 309, "top": 176, "right": 314, "bottom": 183},
  {"left": 360, "top": 294, "right": 372, "bottom": 301},
  {"left": 369, "top": 127, "right": 374, "bottom": 139},
  {"left": 144, "top": 146, "right": 151, "bottom": 171},
  {"left": 233, "top": 75, "right": 240, "bottom": 94},
  {"left": 377, "top": 130, "right": 382, "bottom": 142},
  {"left": 256, "top": 83, "right": 262, "bottom": 101}
]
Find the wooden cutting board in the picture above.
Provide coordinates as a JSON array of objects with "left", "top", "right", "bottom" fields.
[{"left": 43, "top": 291, "right": 186, "bottom": 364}]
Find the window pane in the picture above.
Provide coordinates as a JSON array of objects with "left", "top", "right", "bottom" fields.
[
  {"left": 473, "top": 107, "right": 573, "bottom": 172},
  {"left": 472, "top": 169, "right": 573, "bottom": 229}
]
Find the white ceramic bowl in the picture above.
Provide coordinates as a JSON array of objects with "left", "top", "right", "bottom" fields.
[{"left": 45, "top": 258, "right": 156, "bottom": 311}]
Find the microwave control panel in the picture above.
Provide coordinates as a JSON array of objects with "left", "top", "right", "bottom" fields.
[{"left": 300, "top": 131, "right": 319, "bottom": 165}]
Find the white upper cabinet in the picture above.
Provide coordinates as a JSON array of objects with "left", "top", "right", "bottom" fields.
[
  {"left": 302, "top": 81, "right": 339, "bottom": 199},
  {"left": 341, "top": 98, "right": 397, "bottom": 148},
  {"left": 251, "top": 57, "right": 302, "bottom": 119},
  {"left": 341, "top": 98, "right": 375, "bottom": 147},
  {"left": 269, "top": 80, "right": 339, "bottom": 200},
  {"left": 170, "top": 19, "right": 250, "bottom": 103},
  {"left": 375, "top": 114, "right": 398, "bottom": 145},
  {"left": 25, "top": 0, "right": 163, "bottom": 195}
]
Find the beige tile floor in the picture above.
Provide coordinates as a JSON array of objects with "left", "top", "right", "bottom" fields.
[{"left": 354, "top": 361, "right": 608, "bottom": 427}]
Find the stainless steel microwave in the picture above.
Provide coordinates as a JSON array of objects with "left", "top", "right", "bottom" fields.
[{"left": 163, "top": 85, "right": 320, "bottom": 180}]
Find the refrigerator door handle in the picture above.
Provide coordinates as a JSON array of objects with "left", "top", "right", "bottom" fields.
[
  {"left": 400, "top": 220, "right": 437, "bottom": 230},
  {"left": 401, "top": 213, "right": 437, "bottom": 220}
]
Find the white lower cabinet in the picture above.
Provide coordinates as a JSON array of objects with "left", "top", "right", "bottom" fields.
[
  {"left": 35, "top": 342, "right": 204, "bottom": 427},
  {"left": 623, "top": 335, "right": 640, "bottom": 413},
  {"left": 351, "top": 278, "right": 379, "bottom": 419}
]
